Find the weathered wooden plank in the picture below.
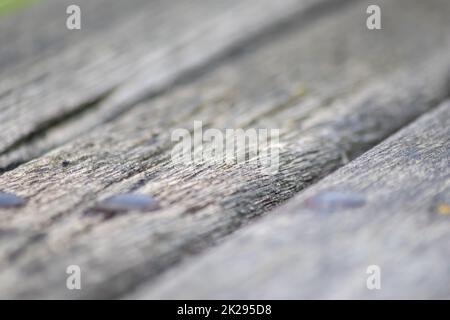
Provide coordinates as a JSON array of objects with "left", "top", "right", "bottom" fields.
[
  {"left": 0, "top": 0, "right": 449, "bottom": 299},
  {"left": 0, "top": 0, "right": 334, "bottom": 170},
  {"left": 137, "top": 102, "right": 450, "bottom": 299}
]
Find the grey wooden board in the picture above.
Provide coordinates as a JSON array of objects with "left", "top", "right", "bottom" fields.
[
  {"left": 0, "top": 0, "right": 333, "bottom": 170},
  {"left": 136, "top": 102, "right": 450, "bottom": 299},
  {"left": 0, "top": 0, "right": 449, "bottom": 299}
]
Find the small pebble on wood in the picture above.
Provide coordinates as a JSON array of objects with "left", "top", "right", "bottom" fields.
[
  {"left": 0, "top": 192, "right": 25, "bottom": 209},
  {"left": 89, "top": 194, "right": 160, "bottom": 216},
  {"left": 305, "top": 191, "right": 366, "bottom": 213}
]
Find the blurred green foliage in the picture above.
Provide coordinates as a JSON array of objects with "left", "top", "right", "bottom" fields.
[{"left": 0, "top": 0, "right": 39, "bottom": 16}]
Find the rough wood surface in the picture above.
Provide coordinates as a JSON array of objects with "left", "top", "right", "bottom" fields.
[
  {"left": 0, "top": 0, "right": 334, "bottom": 171},
  {"left": 137, "top": 101, "right": 450, "bottom": 299},
  {"left": 0, "top": 0, "right": 449, "bottom": 299}
]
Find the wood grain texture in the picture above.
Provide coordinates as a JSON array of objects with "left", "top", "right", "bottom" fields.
[
  {"left": 138, "top": 101, "right": 450, "bottom": 299},
  {"left": 0, "top": 0, "right": 449, "bottom": 299},
  {"left": 0, "top": 0, "right": 334, "bottom": 170}
]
